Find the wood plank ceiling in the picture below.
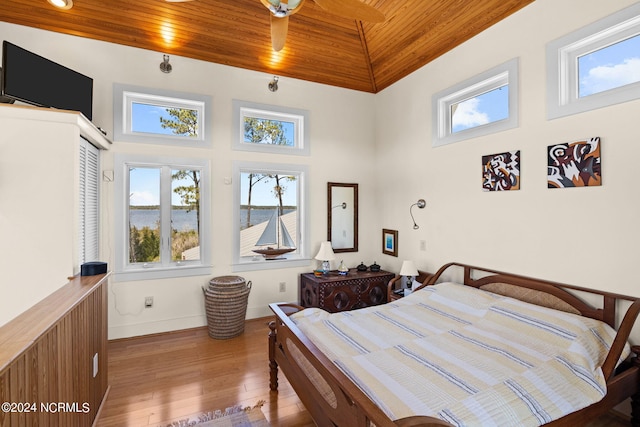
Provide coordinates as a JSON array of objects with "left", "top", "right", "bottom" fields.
[{"left": 0, "top": 0, "right": 535, "bottom": 93}]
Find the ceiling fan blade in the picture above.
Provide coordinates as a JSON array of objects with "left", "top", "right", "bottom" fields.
[
  {"left": 270, "top": 14, "right": 289, "bottom": 52},
  {"left": 313, "top": 0, "right": 384, "bottom": 23}
]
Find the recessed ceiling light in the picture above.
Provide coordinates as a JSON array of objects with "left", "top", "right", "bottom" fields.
[{"left": 47, "top": 0, "right": 73, "bottom": 10}]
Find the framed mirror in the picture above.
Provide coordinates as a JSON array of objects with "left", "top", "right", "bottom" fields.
[{"left": 327, "top": 182, "right": 358, "bottom": 253}]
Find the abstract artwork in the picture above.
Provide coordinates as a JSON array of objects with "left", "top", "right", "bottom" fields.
[
  {"left": 482, "top": 150, "right": 520, "bottom": 191},
  {"left": 548, "top": 137, "right": 601, "bottom": 189}
]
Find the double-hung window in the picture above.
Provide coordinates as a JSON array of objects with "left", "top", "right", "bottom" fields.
[
  {"left": 547, "top": 3, "right": 640, "bottom": 119},
  {"left": 432, "top": 58, "right": 519, "bottom": 147},
  {"left": 232, "top": 161, "right": 309, "bottom": 272},
  {"left": 114, "top": 154, "right": 211, "bottom": 281}
]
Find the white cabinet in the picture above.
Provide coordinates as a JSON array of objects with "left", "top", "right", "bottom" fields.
[{"left": 0, "top": 104, "right": 110, "bottom": 326}]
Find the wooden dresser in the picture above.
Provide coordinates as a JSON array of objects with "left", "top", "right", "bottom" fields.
[{"left": 299, "top": 269, "right": 395, "bottom": 312}]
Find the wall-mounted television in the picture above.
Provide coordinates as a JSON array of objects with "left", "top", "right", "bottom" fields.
[{"left": 1, "top": 41, "right": 93, "bottom": 120}]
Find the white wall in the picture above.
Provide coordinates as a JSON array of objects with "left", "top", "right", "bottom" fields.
[
  {"left": 2, "top": 0, "right": 639, "bottom": 340},
  {"left": 0, "top": 22, "right": 379, "bottom": 338},
  {"left": 375, "top": 0, "right": 640, "bottom": 340}
]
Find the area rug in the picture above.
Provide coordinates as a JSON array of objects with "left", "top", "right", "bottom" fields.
[{"left": 162, "top": 400, "right": 269, "bottom": 427}]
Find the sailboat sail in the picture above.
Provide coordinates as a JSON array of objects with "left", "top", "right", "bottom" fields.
[
  {"left": 256, "top": 211, "right": 279, "bottom": 246},
  {"left": 279, "top": 218, "right": 295, "bottom": 248}
]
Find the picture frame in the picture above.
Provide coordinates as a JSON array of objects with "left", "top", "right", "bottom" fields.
[{"left": 382, "top": 229, "right": 398, "bottom": 257}]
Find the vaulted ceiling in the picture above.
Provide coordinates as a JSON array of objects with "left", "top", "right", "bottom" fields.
[{"left": 0, "top": 0, "right": 534, "bottom": 93}]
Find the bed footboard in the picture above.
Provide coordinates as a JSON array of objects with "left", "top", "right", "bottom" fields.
[{"left": 269, "top": 303, "right": 452, "bottom": 427}]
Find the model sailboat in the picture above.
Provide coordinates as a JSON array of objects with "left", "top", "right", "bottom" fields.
[{"left": 252, "top": 210, "right": 296, "bottom": 259}]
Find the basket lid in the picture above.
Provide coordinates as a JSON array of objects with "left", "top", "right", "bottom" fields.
[{"left": 209, "top": 275, "right": 246, "bottom": 286}]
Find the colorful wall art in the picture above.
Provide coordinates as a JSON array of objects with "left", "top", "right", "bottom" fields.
[
  {"left": 548, "top": 137, "right": 601, "bottom": 189},
  {"left": 482, "top": 150, "right": 520, "bottom": 191}
]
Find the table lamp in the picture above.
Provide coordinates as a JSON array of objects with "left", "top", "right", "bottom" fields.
[
  {"left": 400, "top": 260, "right": 419, "bottom": 295},
  {"left": 315, "top": 241, "right": 335, "bottom": 275}
]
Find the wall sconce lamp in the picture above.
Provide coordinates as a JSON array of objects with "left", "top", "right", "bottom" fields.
[
  {"left": 410, "top": 199, "right": 426, "bottom": 229},
  {"left": 47, "top": 0, "right": 73, "bottom": 9},
  {"left": 399, "top": 260, "right": 419, "bottom": 296},
  {"left": 314, "top": 241, "right": 335, "bottom": 274},
  {"left": 160, "top": 55, "right": 172, "bottom": 74},
  {"left": 268, "top": 76, "right": 279, "bottom": 92}
]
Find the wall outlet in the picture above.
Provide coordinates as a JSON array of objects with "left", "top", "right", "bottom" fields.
[
  {"left": 420, "top": 240, "right": 427, "bottom": 251},
  {"left": 145, "top": 296, "right": 154, "bottom": 308},
  {"left": 279, "top": 282, "right": 286, "bottom": 292}
]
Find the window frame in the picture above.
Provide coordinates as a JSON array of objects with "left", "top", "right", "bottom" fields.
[
  {"left": 546, "top": 2, "right": 640, "bottom": 120},
  {"left": 113, "top": 153, "right": 212, "bottom": 282},
  {"left": 232, "top": 100, "right": 310, "bottom": 156},
  {"left": 113, "top": 83, "right": 212, "bottom": 147},
  {"left": 232, "top": 160, "right": 310, "bottom": 272},
  {"left": 432, "top": 58, "right": 519, "bottom": 147}
]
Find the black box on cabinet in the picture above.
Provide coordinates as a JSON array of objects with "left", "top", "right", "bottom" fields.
[{"left": 81, "top": 261, "right": 107, "bottom": 276}]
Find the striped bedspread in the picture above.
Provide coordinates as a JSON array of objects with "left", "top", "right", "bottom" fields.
[{"left": 290, "top": 282, "right": 629, "bottom": 426}]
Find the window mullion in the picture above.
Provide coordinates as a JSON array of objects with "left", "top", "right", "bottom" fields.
[{"left": 160, "top": 166, "right": 173, "bottom": 266}]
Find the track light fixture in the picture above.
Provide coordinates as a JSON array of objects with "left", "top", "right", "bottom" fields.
[
  {"left": 410, "top": 199, "right": 426, "bottom": 229},
  {"left": 160, "top": 55, "right": 172, "bottom": 74},
  {"left": 268, "top": 76, "right": 279, "bottom": 92}
]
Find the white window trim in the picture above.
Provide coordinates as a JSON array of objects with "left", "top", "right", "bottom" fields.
[
  {"left": 113, "top": 153, "right": 212, "bottom": 282},
  {"left": 232, "top": 161, "right": 310, "bottom": 272},
  {"left": 432, "top": 58, "right": 519, "bottom": 147},
  {"left": 232, "top": 100, "right": 310, "bottom": 156},
  {"left": 547, "top": 3, "right": 640, "bottom": 120},
  {"left": 113, "top": 83, "right": 212, "bottom": 147}
]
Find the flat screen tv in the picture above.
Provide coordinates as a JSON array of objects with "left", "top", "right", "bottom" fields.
[{"left": 1, "top": 41, "right": 93, "bottom": 120}]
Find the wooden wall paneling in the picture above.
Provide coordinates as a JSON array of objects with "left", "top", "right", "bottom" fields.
[{"left": 0, "top": 274, "right": 109, "bottom": 426}]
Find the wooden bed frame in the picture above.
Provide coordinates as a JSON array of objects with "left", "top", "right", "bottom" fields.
[{"left": 268, "top": 262, "right": 640, "bottom": 427}]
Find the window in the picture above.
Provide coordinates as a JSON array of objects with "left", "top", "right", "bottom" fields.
[
  {"left": 78, "top": 137, "right": 100, "bottom": 266},
  {"left": 232, "top": 161, "right": 309, "bottom": 272},
  {"left": 114, "top": 154, "right": 211, "bottom": 281},
  {"left": 113, "top": 83, "right": 212, "bottom": 147},
  {"left": 232, "top": 100, "right": 309, "bottom": 156},
  {"left": 547, "top": 3, "right": 640, "bottom": 119},
  {"left": 432, "top": 58, "right": 518, "bottom": 147}
]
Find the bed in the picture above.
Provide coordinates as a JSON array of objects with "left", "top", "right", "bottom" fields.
[{"left": 268, "top": 262, "right": 640, "bottom": 426}]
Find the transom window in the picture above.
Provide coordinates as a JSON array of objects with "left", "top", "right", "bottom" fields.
[
  {"left": 232, "top": 100, "right": 309, "bottom": 156},
  {"left": 114, "top": 154, "right": 211, "bottom": 281},
  {"left": 232, "top": 161, "right": 309, "bottom": 272},
  {"left": 547, "top": 3, "right": 640, "bottom": 119},
  {"left": 113, "top": 83, "right": 211, "bottom": 147},
  {"left": 433, "top": 58, "right": 518, "bottom": 147}
]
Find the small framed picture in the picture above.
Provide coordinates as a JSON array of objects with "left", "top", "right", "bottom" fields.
[{"left": 382, "top": 229, "right": 398, "bottom": 257}]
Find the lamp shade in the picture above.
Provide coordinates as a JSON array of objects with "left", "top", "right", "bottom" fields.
[
  {"left": 315, "top": 241, "right": 335, "bottom": 261},
  {"left": 399, "top": 260, "right": 418, "bottom": 277}
]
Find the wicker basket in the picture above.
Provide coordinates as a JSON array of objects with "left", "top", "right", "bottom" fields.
[{"left": 203, "top": 276, "right": 252, "bottom": 339}]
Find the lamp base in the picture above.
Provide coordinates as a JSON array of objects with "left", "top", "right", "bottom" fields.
[{"left": 321, "top": 260, "right": 330, "bottom": 274}]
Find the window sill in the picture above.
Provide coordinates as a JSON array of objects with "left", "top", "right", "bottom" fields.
[
  {"left": 113, "top": 264, "right": 212, "bottom": 282},
  {"left": 232, "top": 257, "right": 311, "bottom": 273}
]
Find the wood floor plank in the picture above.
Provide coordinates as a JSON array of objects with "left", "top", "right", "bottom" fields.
[{"left": 95, "top": 317, "right": 629, "bottom": 427}]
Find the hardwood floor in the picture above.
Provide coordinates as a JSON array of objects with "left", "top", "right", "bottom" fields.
[
  {"left": 96, "top": 318, "right": 629, "bottom": 427},
  {"left": 95, "top": 318, "right": 314, "bottom": 426}
]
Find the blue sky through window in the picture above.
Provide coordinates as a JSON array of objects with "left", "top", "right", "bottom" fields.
[
  {"left": 578, "top": 34, "right": 640, "bottom": 97},
  {"left": 240, "top": 172, "right": 297, "bottom": 206},
  {"left": 129, "top": 167, "right": 198, "bottom": 206},
  {"left": 243, "top": 118, "right": 295, "bottom": 146},
  {"left": 452, "top": 85, "right": 509, "bottom": 133},
  {"left": 131, "top": 103, "right": 197, "bottom": 136}
]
